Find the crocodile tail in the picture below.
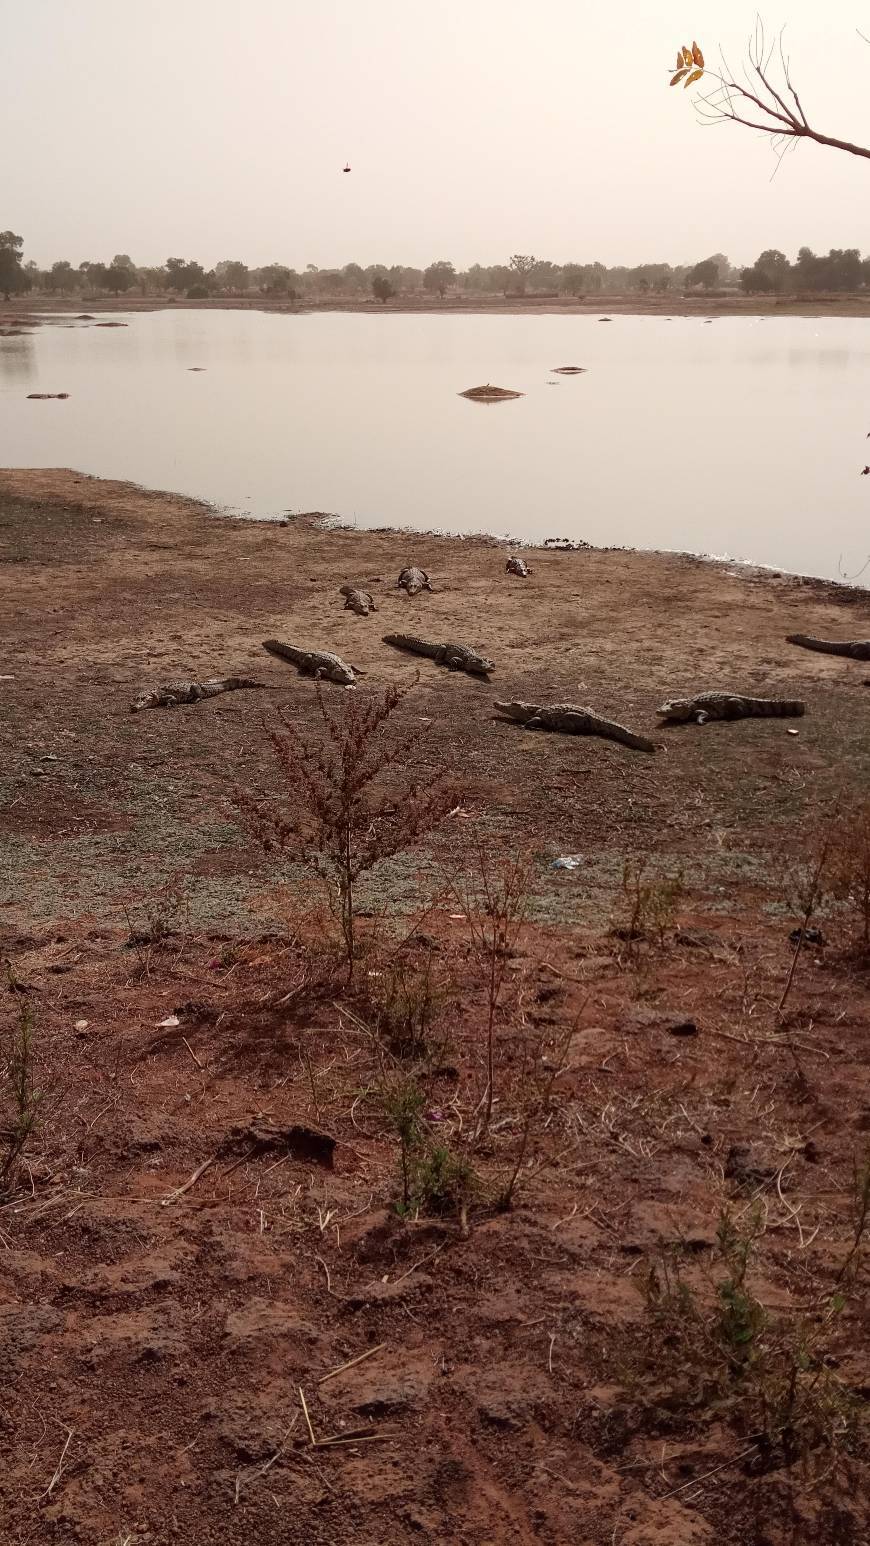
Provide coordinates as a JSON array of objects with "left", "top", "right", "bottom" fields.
[
  {"left": 262, "top": 639, "right": 302, "bottom": 663},
  {"left": 606, "top": 722, "right": 656, "bottom": 752},
  {"left": 383, "top": 633, "right": 436, "bottom": 658},
  {"left": 787, "top": 633, "right": 847, "bottom": 656}
]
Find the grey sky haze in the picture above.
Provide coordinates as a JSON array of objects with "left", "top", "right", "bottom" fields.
[{"left": 4, "top": 0, "right": 870, "bottom": 270}]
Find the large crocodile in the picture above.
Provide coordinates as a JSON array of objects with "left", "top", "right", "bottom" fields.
[
  {"left": 383, "top": 634, "right": 494, "bottom": 677},
  {"left": 658, "top": 692, "right": 805, "bottom": 725},
  {"left": 786, "top": 633, "right": 870, "bottom": 661},
  {"left": 262, "top": 641, "right": 362, "bottom": 685},
  {"left": 398, "top": 566, "right": 433, "bottom": 596},
  {"left": 339, "top": 585, "right": 377, "bottom": 616},
  {"left": 495, "top": 700, "right": 655, "bottom": 753},
  {"left": 131, "top": 678, "right": 268, "bottom": 713}
]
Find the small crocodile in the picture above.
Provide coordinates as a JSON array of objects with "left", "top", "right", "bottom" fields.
[
  {"left": 339, "top": 585, "right": 377, "bottom": 616},
  {"left": 506, "top": 556, "right": 532, "bottom": 577},
  {"left": 658, "top": 692, "right": 805, "bottom": 725},
  {"left": 398, "top": 566, "right": 433, "bottom": 596},
  {"left": 787, "top": 633, "right": 870, "bottom": 661},
  {"left": 495, "top": 700, "right": 655, "bottom": 753},
  {"left": 131, "top": 678, "right": 268, "bottom": 713},
  {"left": 262, "top": 640, "right": 362, "bottom": 685},
  {"left": 383, "top": 634, "right": 494, "bottom": 677}
]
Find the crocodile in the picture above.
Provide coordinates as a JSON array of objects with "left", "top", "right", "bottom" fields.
[
  {"left": 398, "top": 566, "right": 433, "bottom": 596},
  {"left": 495, "top": 700, "right": 655, "bottom": 753},
  {"left": 786, "top": 633, "right": 870, "bottom": 661},
  {"left": 658, "top": 692, "right": 805, "bottom": 725},
  {"left": 262, "top": 641, "right": 362, "bottom": 685},
  {"left": 506, "top": 556, "right": 532, "bottom": 577},
  {"left": 339, "top": 585, "right": 377, "bottom": 616},
  {"left": 131, "top": 678, "right": 268, "bottom": 713},
  {"left": 383, "top": 634, "right": 494, "bottom": 677}
]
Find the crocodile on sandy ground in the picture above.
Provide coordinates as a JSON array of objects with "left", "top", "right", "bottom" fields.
[
  {"left": 398, "top": 567, "right": 433, "bottom": 596},
  {"left": 787, "top": 633, "right": 870, "bottom": 660},
  {"left": 339, "top": 585, "right": 377, "bottom": 616},
  {"left": 658, "top": 692, "right": 806, "bottom": 725},
  {"left": 383, "top": 634, "right": 494, "bottom": 677},
  {"left": 262, "top": 641, "right": 362, "bottom": 685},
  {"left": 131, "top": 678, "right": 268, "bottom": 712},
  {"left": 495, "top": 700, "right": 655, "bottom": 753},
  {"left": 506, "top": 556, "right": 532, "bottom": 577}
]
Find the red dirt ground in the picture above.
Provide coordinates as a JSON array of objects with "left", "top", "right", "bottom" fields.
[{"left": 1, "top": 471, "right": 869, "bottom": 1545}]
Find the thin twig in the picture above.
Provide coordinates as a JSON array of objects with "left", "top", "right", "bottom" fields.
[
  {"left": 40, "top": 1427, "right": 74, "bottom": 1501},
  {"left": 317, "top": 1343, "right": 385, "bottom": 1386},
  {"left": 658, "top": 1444, "right": 758, "bottom": 1500},
  {"left": 392, "top": 1240, "right": 447, "bottom": 1283},
  {"left": 181, "top": 1036, "right": 203, "bottom": 1070},
  {"left": 298, "top": 1386, "right": 316, "bottom": 1446},
  {"left": 234, "top": 1415, "right": 299, "bottom": 1503},
  {"left": 160, "top": 1154, "right": 216, "bottom": 1207},
  {"left": 314, "top": 1252, "right": 336, "bottom": 1296}
]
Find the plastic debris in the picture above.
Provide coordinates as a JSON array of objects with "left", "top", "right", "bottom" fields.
[
  {"left": 551, "top": 855, "right": 584, "bottom": 870},
  {"left": 157, "top": 1014, "right": 180, "bottom": 1029}
]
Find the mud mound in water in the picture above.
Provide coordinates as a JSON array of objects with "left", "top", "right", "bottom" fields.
[{"left": 459, "top": 383, "right": 523, "bottom": 400}]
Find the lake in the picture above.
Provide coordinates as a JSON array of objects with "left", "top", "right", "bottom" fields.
[{"left": 1, "top": 308, "right": 869, "bottom": 583}]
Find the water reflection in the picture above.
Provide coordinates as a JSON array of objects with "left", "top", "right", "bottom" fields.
[{"left": 0, "top": 331, "right": 35, "bottom": 383}]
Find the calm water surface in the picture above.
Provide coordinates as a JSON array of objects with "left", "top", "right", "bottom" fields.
[{"left": 1, "top": 309, "right": 869, "bottom": 582}]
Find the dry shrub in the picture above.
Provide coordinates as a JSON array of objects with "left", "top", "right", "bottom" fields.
[
  {"left": 235, "top": 682, "right": 459, "bottom": 977},
  {"left": 616, "top": 855, "right": 684, "bottom": 957},
  {"left": 1, "top": 995, "right": 43, "bottom": 1199},
  {"left": 829, "top": 799, "right": 870, "bottom": 953},
  {"left": 452, "top": 837, "right": 533, "bottom": 1142}
]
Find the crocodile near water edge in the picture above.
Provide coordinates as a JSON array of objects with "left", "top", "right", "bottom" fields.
[
  {"left": 262, "top": 641, "right": 362, "bottom": 685},
  {"left": 786, "top": 633, "right": 870, "bottom": 661},
  {"left": 130, "top": 678, "right": 268, "bottom": 712},
  {"left": 495, "top": 701, "right": 655, "bottom": 753},
  {"left": 339, "top": 585, "right": 377, "bottom": 617},
  {"left": 658, "top": 692, "right": 805, "bottom": 725},
  {"left": 383, "top": 634, "right": 494, "bottom": 677}
]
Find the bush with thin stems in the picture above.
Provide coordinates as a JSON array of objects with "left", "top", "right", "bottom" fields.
[
  {"left": 829, "top": 799, "right": 870, "bottom": 953},
  {"left": 778, "top": 809, "right": 839, "bottom": 1014},
  {"left": 235, "top": 682, "right": 459, "bottom": 978},
  {"left": 638, "top": 1203, "right": 862, "bottom": 1477},
  {"left": 1, "top": 995, "right": 44, "bottom": 1198},
  {"left": 453, "top": 837, "right": 532, "bottom": 1142}
]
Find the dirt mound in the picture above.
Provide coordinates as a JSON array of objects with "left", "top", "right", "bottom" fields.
[{"left": 458, "top": 383, "right": 523, "bottom": 400}]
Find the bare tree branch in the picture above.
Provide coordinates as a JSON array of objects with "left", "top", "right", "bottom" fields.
[{"left": 689, "top": 22, "right": 870, "bottom": 163}]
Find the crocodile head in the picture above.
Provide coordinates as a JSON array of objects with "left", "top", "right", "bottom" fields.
[
  {"left": 329, "top": 662, "right": 357, "bottom": 685},
  {"left": 494, "top": 700, "right": 538, "bottom": 723},
  {"left": 468, "top": 652, "right": 496, "bottom": 676},
  {"left": 657, "top": 698, "right": 694, "bottom": 723}
]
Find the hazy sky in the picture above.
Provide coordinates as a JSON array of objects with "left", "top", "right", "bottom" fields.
[{"left": 4, "top": 1, "right": 870, "bottom": 270}]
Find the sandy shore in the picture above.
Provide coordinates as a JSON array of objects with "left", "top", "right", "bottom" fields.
[{"left": 2, "top": 465, "right": 869, "bottom": 930}]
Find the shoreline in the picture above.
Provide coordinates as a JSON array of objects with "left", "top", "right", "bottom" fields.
[
  {"left": 7, "top": 291, "right": 870, "bottom": 321},
  {"left": 4, "top": 462, "right": 867, "bottom": 926},
  {"left": 4, "top": 462, "right": 867, "bottom": 598}
]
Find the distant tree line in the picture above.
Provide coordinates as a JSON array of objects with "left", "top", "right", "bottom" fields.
[
  {"left": 4, "top": 233, "right": 870, "bottom": 303},
  {"left": 740, "top": 247, "right": 870, "bottom": 294}
]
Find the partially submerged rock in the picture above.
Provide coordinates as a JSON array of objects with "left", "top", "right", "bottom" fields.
[{"left": 459, "top": 383, "right": 523, "bottom": 401}]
